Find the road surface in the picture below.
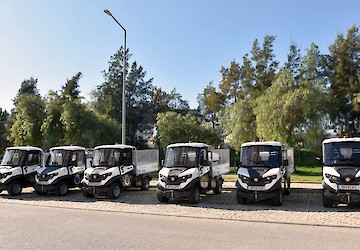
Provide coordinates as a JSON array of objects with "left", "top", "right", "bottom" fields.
[{"left": 0, "top": 203, "right": 358, "bottom": 250}]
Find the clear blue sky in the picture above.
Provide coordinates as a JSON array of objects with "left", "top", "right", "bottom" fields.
[{"left": 1, "top": 0, "right": 360, "bottom": 111}]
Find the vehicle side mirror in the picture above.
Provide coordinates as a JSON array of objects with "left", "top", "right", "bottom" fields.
[
  {"left": 161, "top": 160, "right": 164, "bottom": 167},
  {"left": 316, "top": 157, "right": 322, "bottom": 166},
  {"left": 283, "top": 159, "right": 289, "bottom": 166}
]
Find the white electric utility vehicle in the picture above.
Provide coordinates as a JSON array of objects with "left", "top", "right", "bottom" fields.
[
  {"left": 0, "top": 146, "right": 43, "bottom": 195},
  {"left": 322, "top": 137, "right": 360, "bottom": 207},
  {"left": 81, "top": 144, "right": 159, "bottom": 199},
  {"left": 34, "top": 145, "right": 87, "bottom": 195},
  {"left": 236, "top": 141, "right": 294, "bottom": 206},
  {"left": 157, "top": 142, "right": 230, "bottom": 204}
]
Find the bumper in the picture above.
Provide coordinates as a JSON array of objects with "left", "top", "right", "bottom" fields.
[
  {"left": 34, "top": 184, "right": 56, "bottom": 193},
  {"left": 0, "top": 184, "right": 7, "bottom": 192},
  {"left": 236, "top": 179, "right": 281, "bottom": 202},
  {"left": 323, "top": 183, "right": 360, "bottom": 204},
  {"left": 81, "top": 184, "right": 111, "bottom": 196},
  {"left": 156, "top": 183, "right": 193, "bottom": 199}
]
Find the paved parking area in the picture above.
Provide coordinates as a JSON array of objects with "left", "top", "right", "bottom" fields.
[{"left": 0, "top": 182, "right": 359, "bottom": 228}]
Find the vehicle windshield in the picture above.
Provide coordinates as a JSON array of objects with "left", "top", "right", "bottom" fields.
[
  {"left": 92, "top": 148, "right": 132, "bottom": 168},
  {"left": 323, "top": 142, "right": 360, "bottom": 166},
  {"left": 1, "top": 149, "right": 26, "bottom": 166},
  {"left": 164, "top": 146, "right": 200, "bottom": 168},
  {"left": 241, "top": 145, "right": 282, "bottom": 168},
  {"left": 46, "top": 149, "right": 84, "bottom": 167}
]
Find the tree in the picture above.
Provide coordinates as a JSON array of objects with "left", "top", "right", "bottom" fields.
[
  {"left": 41, "top": 91, "right": 66, "bottom": 149},
  {"left": 284, "top": 42, "right": 301, "bottom": 81},
  {"left": 151, "top": 87, "right": 190, "bottom": 116},
  {"left": 61, "top": 72, "right": 82, "bottom": 100},
  {"left": 251, "top": 35, "right": 279, "bottom": 94},
  {"left": 220, "top": 98, "right": 257, "bottom": 151},
  {"left": 91, "top": 47, "right": 156, "bottom": 147},
  {"left": 328, "top": 25, "right": 360, "bottom": 135},
  {"left": 156, "top": 111, "right": 221, "bottom": 150},
  {"left": 61, "top": 99, "right": 120, "bottom": 147},
  {"left": 254, "top": 69, "right": 325, "bottom": 146},
  {"left": 0, "top": 108, "right": 10, "bottom": 152},
  {"left": 9, "top": 93, "right": 45, "bottom": 147},
  {"left": 197, "top": 82, "right": 225, "bottom": 129},
  {"left": 219, "top": 60, "right": 241, "bottom": 103}
]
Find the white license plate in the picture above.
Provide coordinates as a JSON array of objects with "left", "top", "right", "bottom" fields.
[
  {"left": 37, "top": 181, "right": 49, "bottom": 185},
  {"left": 89, "top": 182, "right": 102, "bottom": 186},
  {"left": 338, "top": 185, "right": 360, "bottom": 190},
  {"left": 165, "top": 185, "right": 180, "bottom": 190},
  {"left": 248, "top": 186, "right": 265, "bottom": 191}
]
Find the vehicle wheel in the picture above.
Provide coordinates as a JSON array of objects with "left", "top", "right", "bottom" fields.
[
  {"left": 188, "top": 186, "right": 200, "bottom": 204},
  {"left": 283, "top": 177, "right": 291, "bottom": 195},
  {"left": 213, "top": 179, "right": 223, "bottom": 194},
  {"left": 107, "top": 182, "right": 121, "bottom": 199},
  {"left": 157, "top": 191, "right": 169, "bottom": 202},
  {"left": 82, "top": 190, "right": 94, "bottom": 198},
  {"left": 236, "top": 194, "right": 247, "bottom": 205},
  {"left": 55, "top": 182, "right": 68, "bottom": 196},
  {"left": 272, "top": 188, "right": 283, "bottom": 206},
  {"left": 322, "top": 192, "right": 333, "bottom": 207},
  {"left": 140, "top": 176, "right": 150, "bottom": 191},
  {"left": 7, "top": 182, "right": 22, "bottom": 196}
]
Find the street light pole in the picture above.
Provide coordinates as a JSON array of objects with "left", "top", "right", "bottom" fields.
[{"left": 104, "top": 9, "right": 127, "bottom": 145}]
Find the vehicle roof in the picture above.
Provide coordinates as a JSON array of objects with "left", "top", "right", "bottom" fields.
[
  {"left": 166, "top": 142, "right": 210, "bottom": 149},
  {"left": 323, "top": 137, "right": 360, "bottom": 144},
  {"left": 241, "top": 141, "right": 283, "bottom": 147},
  {"left": 49, "top": 145, "right": 85, "bottom": 151},
  {"left": 94, "top": 144, "right": 136, "bottom": 150},
  {"left": 6, "top": 146, "right": 43, "bottom": 152}
]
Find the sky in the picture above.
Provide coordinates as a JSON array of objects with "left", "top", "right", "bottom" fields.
[{"left": 1, "top": 0, "right": 360, "bottom": 111}]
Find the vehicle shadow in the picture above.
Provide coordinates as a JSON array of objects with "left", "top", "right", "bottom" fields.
[{"left": 1, "top": 187, "right": 359, "bottom": 214}]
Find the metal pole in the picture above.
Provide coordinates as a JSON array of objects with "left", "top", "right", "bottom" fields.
[{"left": 104, "top": 9, "right": 127, "bottom": 144}]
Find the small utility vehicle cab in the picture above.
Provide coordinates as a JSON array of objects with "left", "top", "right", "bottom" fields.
[
  {"left": 34, "top": 145, "right": 86, "bottom": 195},
  {"left": 157, "top": 142, "right": 230, "bottom": 204},
  {"left": 236, "top": 141, "right": 294, "bottom": 206},
  {"left": 0, "top": 146, "right": 43, "bottom": 195},
  {"left": 322, "top": 137, "right": 360, "bottom": 207},
  {"left": 81, "top": 144, "right": 158, "bottom": 199}
]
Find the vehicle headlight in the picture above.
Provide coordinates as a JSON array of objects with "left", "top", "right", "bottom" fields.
[
  {"left": 0, "top": 172, "right": 12, "bottom": 178},
  {"left": 180, "top": 174, "right": 192, "bottom": 182},
  {"left": 101, "top": 172, "right": 112, "bottom": 180},
  {"left": 325, "top": 173, "right": 339, "bottom": 182},
  {"left": 238, "top": 174, "right": 250, "bottom": 183},
  {"left": 263, "top": 174, "right": 277, "bottom": 184},
  {"left": 159, "top": 174, "right": 167, "bottom": 182},
  {"left": 50, "top": 172, "right": 59, "bottom": 178}
]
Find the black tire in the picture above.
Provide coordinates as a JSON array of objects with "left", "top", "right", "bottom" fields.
[
  {"left": 213, "top": 179, "right": 223, "bottom": 194},
  {"left": 236, "top": 194, "right": 247, "bottom": 205},
  {"left": 283, "top": 177, "right": 291, "bottom": 195},
  {"left": 323, "top": 192, "right": 333, "bottom": 208},
  {"left": 7, "top": 182, "right": 22, "bottom": 196},
  {"left": 82, "top": 190, "right": 94, "bottom": 198},
  {"left": 55, "top": 182, "right": 68, "bottom": 196},
  {"left": 107, "top": 182, "right": 121, "bottom": 199},
  {"left": 140, "top": 176, "right": 150, "bottom": 191},
  {"left": 157, "top": 191, "right": 169, "bottom": 202},
  {"left": 272, "top": 188, "right": 283, "bottom": 206},
  {"left": 188, "top": 186, "right": 200, "bottom": 204}
]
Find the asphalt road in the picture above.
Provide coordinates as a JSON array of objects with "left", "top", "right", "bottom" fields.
[{"left": 0, "top": 202, "right": 359, "bottom": 250}]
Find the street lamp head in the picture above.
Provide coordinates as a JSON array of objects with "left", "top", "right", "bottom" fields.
[{"left": 104, "top": 9, "right": 112, "bottom": 16}]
